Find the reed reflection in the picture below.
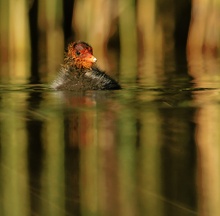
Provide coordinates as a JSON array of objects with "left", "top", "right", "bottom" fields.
[
  {"left": 26, "top": 91, "right": 44, "bottom": 215},
  {"left": 0, "top": 92, "right": 30, "bottom": 216},
  {"left": 54, "top": 90, "right": 163, "bottom": 216},
  {"left": 194, "top": 105, "right": 220, "bottom": 216},
  {"left": 0, "top": 85, "right": 204, "bottom": 216},
  {"left": 188, "top": 53, "right": 220, "bottom": 216}
]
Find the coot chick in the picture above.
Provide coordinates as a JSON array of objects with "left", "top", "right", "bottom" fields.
[{"left": 51, "top": 41, "right": 121, "bottom": 90}]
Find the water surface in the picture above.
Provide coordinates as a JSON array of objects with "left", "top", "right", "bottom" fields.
[{"left": 0, "top": 56, "right": 220, "bottom": 216}]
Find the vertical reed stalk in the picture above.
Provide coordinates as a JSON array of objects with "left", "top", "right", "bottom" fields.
[
  {"left": 0, "top": 0, "right": 30, "bottom": 81},
  {"left": 38, "top": 0, "right": 64, "bottom": 81},
  {"left": 187, "top": 0, "right": 220, "bottom": 55},
  {"left": 119, "top": 0, "right": 138, "bottom": 81},
  {"left": 73, "top": 0, "right": 114, "bottom": 69},
  {"left": 137, "top": 0, "right": 163, "bottom": 82}
]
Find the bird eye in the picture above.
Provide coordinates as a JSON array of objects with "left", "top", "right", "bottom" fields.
[{"left": 75, "top": 51, "right": 80, "bottom": 56}]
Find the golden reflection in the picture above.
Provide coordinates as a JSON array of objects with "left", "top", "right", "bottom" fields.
[
  {"left": 190, "top": 53, "right": 220, "bottom": 216},
  {"left": 97, "top": 111, "right": 119, "bottom": 216},
  {"left": 187, "top": 53, "right": 220, "bottom": 88},
  {"left": 79, "top": 110, "right": 99, "bottom": 215},
  {"left": 194, "top": 105, "right": 220, "bottom": 216},
  {"left": 78, "top": 106, "right": 119, "bottom": 215}
]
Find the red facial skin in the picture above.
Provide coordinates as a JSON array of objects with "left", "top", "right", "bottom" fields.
[{"left": 66, "top": 42, "right": 97, "bottom": 69}]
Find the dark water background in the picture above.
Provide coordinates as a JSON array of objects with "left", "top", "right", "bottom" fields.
[{"left": 1, "top": 53, "right": 220, "bottom": 216}]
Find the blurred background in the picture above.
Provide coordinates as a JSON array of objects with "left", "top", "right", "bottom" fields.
[
  {"left": 0, "top": 0, "right": 219, "bottom": 84},
  {"left": 1, "top": 1, "right": 220, "bottom": 216}
]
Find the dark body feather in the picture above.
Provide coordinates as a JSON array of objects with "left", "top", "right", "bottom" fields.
[{"left": 51, "top": 65, "right": 121, "bottom": 91}]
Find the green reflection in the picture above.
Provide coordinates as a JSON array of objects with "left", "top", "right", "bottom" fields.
[
  {"left": 0, "top": 93, "right": 29, "bottom": 216},
  {"left": 41, "top": 109, "right": 65, "bottom": 216},
  {"left": 118, "top": 106, "right": 137, "bottom": 216}
]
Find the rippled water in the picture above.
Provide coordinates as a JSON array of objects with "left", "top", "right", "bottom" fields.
[{"left": 1, "top": 56, "right": 220, "bottom": 216}]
